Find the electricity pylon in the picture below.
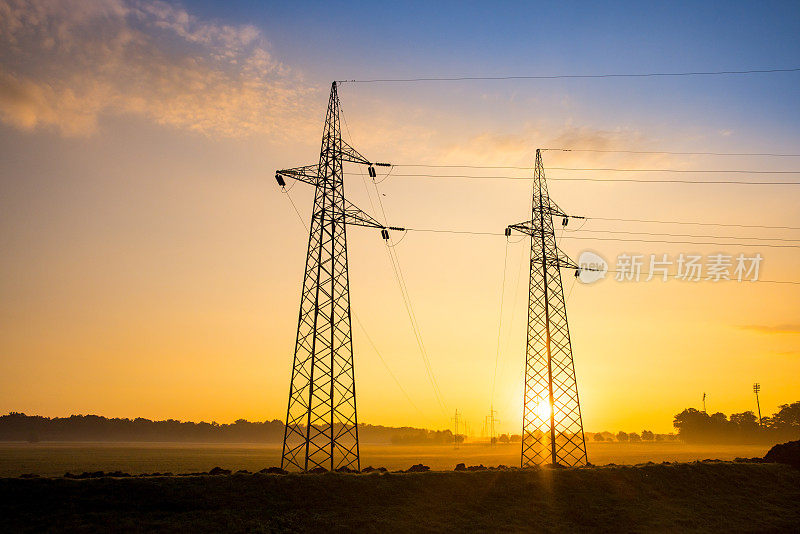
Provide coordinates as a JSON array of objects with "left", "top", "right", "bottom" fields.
[
  {"left": 486, "top": 406, "right": 498, "bottom": 445},
  {"left": 507, "top": 149, "right": 588, "bottom": 468},
  {"left": 452, "top": 409, "right": 461, "bottom": 449},
  {"left": 275, "top": 82, "right": 399, "bottom": 471}
]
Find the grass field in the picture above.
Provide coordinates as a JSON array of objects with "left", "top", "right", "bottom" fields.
[
  {"left": 0, "top": 441, "right": 771, "bottom": 477},
  {"left": 2, "top": 462, "right": 798, "bottom": 532}
]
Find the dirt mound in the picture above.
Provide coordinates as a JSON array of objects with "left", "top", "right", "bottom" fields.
[
  {"left": 259, "top": 467, "right": 287, "bottom": 475},
  {"left": 406, "top": 464, "right": 430, "bottom": 472},
  {"left": 764, "top": 440, "right": 800, "bottom": 469},
  {"left": 208, "top": 467, "right": 231, "bottom": 476},
  {"left": 361, "top": 466, "right": 387, "bottom": 473}
]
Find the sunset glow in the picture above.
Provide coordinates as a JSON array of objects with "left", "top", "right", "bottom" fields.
[{"left": 0, "top": 0, "right": 798, "bottom": 439}]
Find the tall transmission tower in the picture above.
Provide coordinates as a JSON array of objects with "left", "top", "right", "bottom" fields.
[
  {"left": 507, "top": 149, "right": 588, "bottom": 468},
  {"left": 275, "top": 82, "right": 400, "bottom": 471}
]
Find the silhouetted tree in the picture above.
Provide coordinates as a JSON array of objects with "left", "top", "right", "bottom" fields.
[
  {"left": 593, "top": 433, "right": 605, "bottom": 442},
  {"left": 616, "top": 431, "right": 629, "bottom": 442},
  {"left": 641, "top": 430, "right": 654, "bottom": 441},
  {"left": 0, "top": 413, "right": 463, "bottom": 445},
  {"left": 674, "top": 402, "right": 799, "bottom": 444},
  {"left": 498, "top": 433, "right": 510, "bottom": 443},
  {"left": 629, "top": 432, "right": 641, "bottom": 442},
  {"left": 772, "top": 402, "right": 800, "bottom": 431}
]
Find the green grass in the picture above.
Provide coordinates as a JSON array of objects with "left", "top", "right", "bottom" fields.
[{"left": 2, "top": 462, "right": 798, "bottom": 532}]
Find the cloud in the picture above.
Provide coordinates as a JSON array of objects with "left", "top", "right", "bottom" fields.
[
  {"left": 0, "top": 0, "right": 312, "bottom": 137},
  {"left": 739, "top": 324, "right": 800, "bottom": 335},
  {"left": 433, "top": 124, "right": 663, "bottom": 167}
]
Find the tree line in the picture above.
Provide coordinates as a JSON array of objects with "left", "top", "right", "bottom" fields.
[
  {"left": 673, "top": 401, "right": 799, "bottom": 444},
  {"left": 591, "top": 430, "right": 677, "bottom": 443},
  {"left": 0, "top": 413, "right": 457, "bottom": 445}
]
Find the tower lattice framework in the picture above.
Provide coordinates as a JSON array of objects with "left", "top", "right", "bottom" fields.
[
  {"left": 275, "top": 82, "right": 395, "bottom": 471},
  {"left": 508, "top": 149, "right": 588, "bottom": 467}
]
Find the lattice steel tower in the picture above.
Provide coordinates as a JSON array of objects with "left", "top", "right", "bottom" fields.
[
  {"left": 275, "top": 82, "right": 397, "bottom": 471},
  {"left": 507, "top": 149, "right": 588, "bottom": 467}
]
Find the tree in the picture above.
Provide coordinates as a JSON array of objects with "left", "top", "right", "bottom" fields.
[
  {"left": 498, "top": 433, "right": 510, "bottom": 443},
  {"left": 593, "top": 433, "right": 605, "bottom": 442},
  {"left": 730, "top": 411, "right": 758, "bottom": 429},
  {"left": 629, "top": 432, "right": 641, "bottom": 442},
  {"left": 616, "top": 431, "right": 629, "bottom": 442},
  {"left": 641, "top": 430, "right": 654, "bottom": 441},
  {"left": 674, "top": 408, "right": 713, "bottom": 442},
  {"left": 772, "top": 402, "right": 800, "bottom": 430}
]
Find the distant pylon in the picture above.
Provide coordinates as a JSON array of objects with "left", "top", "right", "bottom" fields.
[
  {"left": 486, "top": 406, "right": 498, "bottom": 445},
  {"left": 507, "top": 149, "right": 588, "bottom": 468},
  {"left": 275, "top": 82, "right": 400, "bottom": 471},
  {"left": 452, "top": 409, "right": 461, "bottom": 449}
]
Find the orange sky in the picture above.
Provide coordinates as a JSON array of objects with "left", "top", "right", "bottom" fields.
[{"left": 0, "top": 1, "right": 798, "bottom": 436}]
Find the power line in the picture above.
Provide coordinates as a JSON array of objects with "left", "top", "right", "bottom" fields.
[
  {"left": 543, "top": 148, "right": 800, "bottom": 158},
  {"left": 384, "top": 241, "right": 449, "bottom": 415},
  {"left": 388, "top": 165, "right": 800, "bottom": 173},
  {"left": 353, "top": 315, "right": 428, "bottom": 421},
  {"left": 402, "top": 228, "right": 800, "bottom": 248},
  {"left": 340, "top": 102, "right": 449, "bottom": 417},
  {"left": 557, "top": 235, "right": 799, "bottom": 249},
  {"left": 338, "top": 67, "right": 800, "bottom": 83},
  {"left": 566, "top": 228, "right": 800, "bottom": 243},
  {"left": 279, "top": 188, "right": 429, "bottom": 420},
  {"left": 363, "top": 162, "right": 449, "bottom": 416},
  {"left": 397, "top": 227, "right": 800, "bottom": 246},
  {"left": 603, "top": 269, "right": 800, "bottom": 285},
  {"left": 588, "top": 216, "right": 800, "bottom": 231},
  {"left": 368, "top": 172, "right": 800, "bottom": 185},
  {"left": 490, "top": 238, "right": 509, "bottom": 407}
]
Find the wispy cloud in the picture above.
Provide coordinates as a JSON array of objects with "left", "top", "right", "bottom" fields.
[
  {"left": 0, "top": 0, "right": 312, "bottom": 137},
  {"left": 434, "top": 124, "right": 662, "bottom": 167},
  {"left": 739, "top": 324, "right": 800, "bottom": 335}
]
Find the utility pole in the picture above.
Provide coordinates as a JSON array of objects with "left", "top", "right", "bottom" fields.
[
  {"left": 507, "top": 149, "right": 588, "bottom": 468},
  {"left": 275, "top": 82, "right": 401, "bottom": 472},
  {"left": 452, "top": 409, "right": 461, "bottom": 449},
  {"left": 753, "top": 383, "right": 763, "bottom": 428},
  {"left": 702, "top": 392, "right": 707, "bottom": 413}
]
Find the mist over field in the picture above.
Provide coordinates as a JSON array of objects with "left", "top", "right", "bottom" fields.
[{"left": 0, "top": 441, "right": 774, "bottom": 478}]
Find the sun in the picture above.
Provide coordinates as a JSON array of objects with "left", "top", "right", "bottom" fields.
[{"left": 534, "top": 400, "right": 552, "bottom": 421}]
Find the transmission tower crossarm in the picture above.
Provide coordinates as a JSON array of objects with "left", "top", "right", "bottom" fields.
[
  {"left": 276, "top": 164, "right": 320, "bottom": 187},
  {"left": 339, "top": 139, "right": 371, "bottom": 165},
  {"left": 342, "top": 198, "right": 386, "bottom": 229},
  {"left": 507, "top": 222, "right": 580, "bottom": 270}
]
